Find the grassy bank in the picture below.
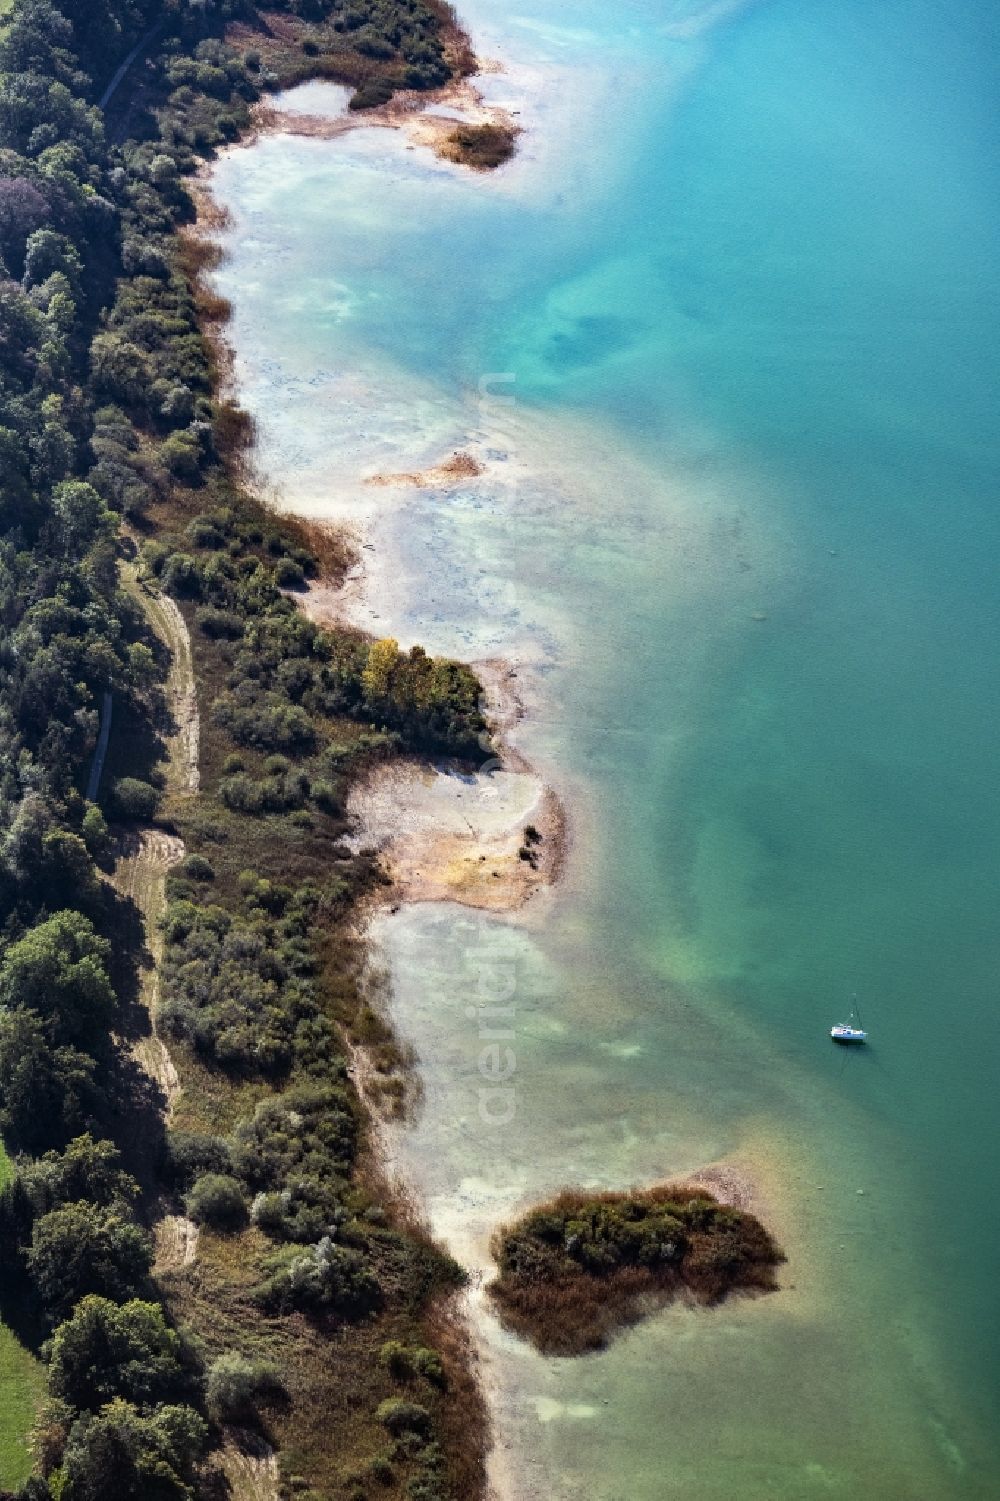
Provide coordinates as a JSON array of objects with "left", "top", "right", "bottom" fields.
[
  {"left": 489, "top": 1185, "right": 784, "bottom": 1355},
  {"left": 0, "top": 1143, "right": 42, "bottom": 1492},
  {"left": 0, "top": 1335, "right": 42, "bottom": 1490}
]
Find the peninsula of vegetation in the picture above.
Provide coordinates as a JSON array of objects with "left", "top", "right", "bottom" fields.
[{"left": 489, "top": 1185, "right": 784, "bottom": 1356}]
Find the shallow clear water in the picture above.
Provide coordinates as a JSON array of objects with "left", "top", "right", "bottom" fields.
[{"left": 210, "top": 0, "right": 1000, "bottom": 1494}]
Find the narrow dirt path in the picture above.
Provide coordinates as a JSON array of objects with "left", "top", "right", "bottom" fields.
[
  {"left": 154, "top": 1213, "right": 199, "bottom": 1272},
  {"left": 112, "top": 568, "right": 201, "bottom": 1271},
  {"left": 85, "top": 690, "right": 113, "bottom": 801},
  {"left": 98, "top": 21, "right": 163, "bottom": 110},
  {"left": 114, "top": 827, "right": 185, "bottom": 1123},
  {"left": 220, "top": 1432, "right": 281, "bottom": 1501},
  {"left": 123, "top": 563, "right": 200, "bottom": 796}
]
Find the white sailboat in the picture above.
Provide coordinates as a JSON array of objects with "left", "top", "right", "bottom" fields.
[{"left": 831, "top": 998, "right": 867, "bottom": 1045}]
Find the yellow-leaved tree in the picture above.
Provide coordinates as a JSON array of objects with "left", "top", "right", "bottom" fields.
[{"left": 361, "top": 637, "right": 400, "bottom": 705}]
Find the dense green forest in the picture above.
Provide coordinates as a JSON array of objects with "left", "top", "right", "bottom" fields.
[{"left": 0, "top": 3, "right": 490, "bottom": 1497}]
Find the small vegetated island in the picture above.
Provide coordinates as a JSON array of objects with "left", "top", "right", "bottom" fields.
[{"left": 489, "top": 1185, "right": 784, "bottom": 1356}]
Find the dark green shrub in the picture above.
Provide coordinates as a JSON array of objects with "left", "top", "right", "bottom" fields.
[
  {"left": 405, "top": 61, "right": 449, "bottom": 90},
  {"left": 274, "top": 556, "right": 306, "bottom": 589},
  {"left": 185, "top": 1173, "right": 247, "bottom": 1231},
  {"left": 205, "top": 1351, "right": 284, "bottom": 1422},
  {"left": 187, "top": 517, "right": 223, "bottom": 549},
  {"left": 161, "top": 551, "right": 201, "bottom": 597},
  {"left": 230, "top": 1085, "right": 356, "bottom": 1196},
  {"left": 349, "top": 78, "right": 396, "bottom": 111},
  {"left": 160, "top": 430, "right": 203, "bottom": 479},
  {"left": 163, "top": 1131, "right": 232, "bottom": 1191},
  {"left": 310, "top": 777, "right": 339, "bottom": 813},
  {"left": 356, "top": 29, "right": 394, "bottom": 59},
  {"left": 379, "top": 1339, "right": 412, "bottom": 1378},
  {"left": 195, "top": 606, "right": 244, "bottom": 638},
  {"left": 219, "top": 772, "right": 265, "bottom": 813},
  {"left": 141, "top": 540, "right": 171, "bottom": 576},
  {"left": 219, "top": 769, "right": 309, "bottom": 814},
  {"left": 375, "top": 1399, "right": 432, "bottom": 1438},
  {"left": 81, "top": 803, "right": 109, "bottom": 856},
  {"left": 412, "top": 1347, "right": 444, "bottom": 1386},
  {"left": 253, "top": 1236, "right": 379, "bottom": 1317},
  {"left": 111, "top": 777, "right": 160, "bottom": 821},
  {"left": 212, "top": 693, "right": 317, "bottom": 753},
  {"left": 250, "top": 1178, "right": 344, "bottom": 1244}
]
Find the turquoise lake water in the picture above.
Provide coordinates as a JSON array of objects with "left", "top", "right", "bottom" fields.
[{"left": 211, "top": 0, "right": 1000, "bottom": 1493}]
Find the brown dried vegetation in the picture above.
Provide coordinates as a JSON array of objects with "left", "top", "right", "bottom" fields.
[
  {"left": 489, "top": 1184, "right": 784, "bottom": 1355},
  {"left": 442, "top": 122, "right": 518, "bottom": 169}
]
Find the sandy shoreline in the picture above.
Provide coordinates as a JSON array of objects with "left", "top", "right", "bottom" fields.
[
  {"left": 243, "top": 66, "right": 519, "bottom": 170},
  {"left": 347, "top": 755, "right": 564, "bottom": 913}
]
